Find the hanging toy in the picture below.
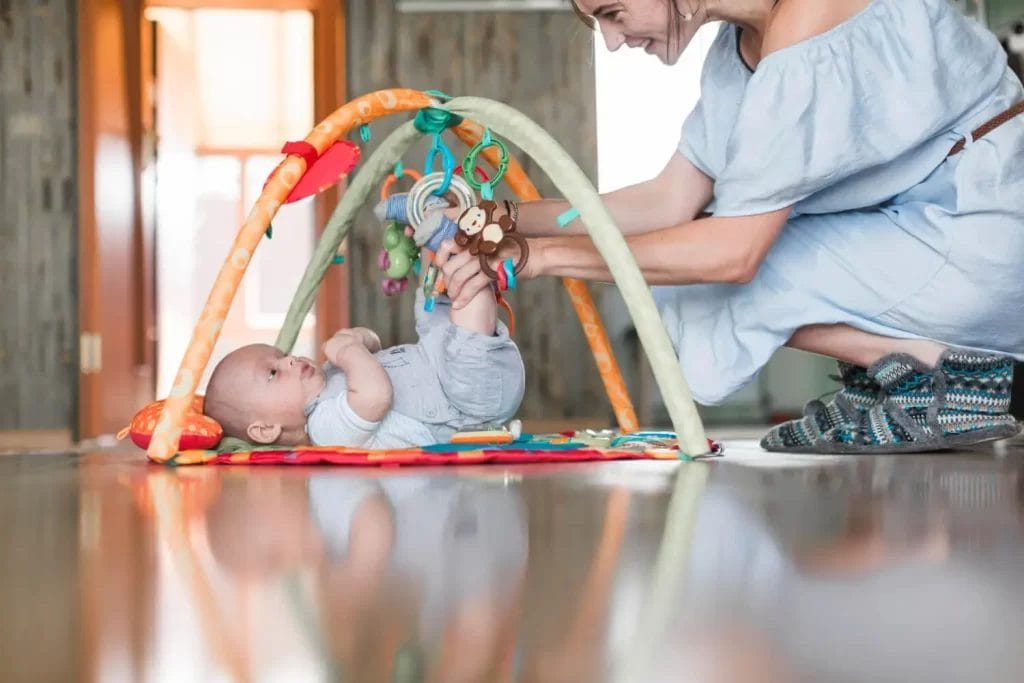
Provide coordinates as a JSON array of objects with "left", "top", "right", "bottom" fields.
[
  {"left": 404, "top": 171, "right": 477, "bottom": 309},
  {"left": 456, "top": 199, "right": 529, "bottom": 281},
  {"left": 451, "top": 128, "right": 527, "bottom": 284},
  {"left": 376, "top": 167, "right": 424, "bottom": 296},
  {"left": 405, "top": 171, "right": 476, "bottom": 249},
  {"left": 381, "top": 221, "right": 419, "bottom": 280}
]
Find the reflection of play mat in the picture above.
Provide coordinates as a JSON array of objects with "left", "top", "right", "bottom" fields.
[{"left": 129, "top": 89, "right": 717, "bottom": 465}]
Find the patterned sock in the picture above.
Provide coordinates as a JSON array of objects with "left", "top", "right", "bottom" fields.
[
  {"left": 760, "top": 362, "right": 881, "bottom": 451},
  {"left": 830, "top": 351, "right": 1019, "bottom": 450},
  {"left": 934, "top": 350, "right": 1015, "bottom": 433}
]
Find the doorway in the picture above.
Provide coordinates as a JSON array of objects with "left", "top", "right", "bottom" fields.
[
  {"left": 75, "top": 0, "right": 344, "bottom": 438},
  {"left": 146, "top": 7, "right": 320, "bottom": 396}
]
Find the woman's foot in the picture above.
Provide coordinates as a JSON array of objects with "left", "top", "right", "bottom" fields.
[
  {"left": 761, "top": 351, "right": 1020, "bottom": 454},
  {"left": 759, "top": 361, "right": 882, "bottom": 451}
]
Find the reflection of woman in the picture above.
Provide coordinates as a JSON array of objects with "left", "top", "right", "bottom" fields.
[
  {"left": 436, "top": 0, "right": 1024, "bottom": 453},
  {"left": 675, "top": 483, "right": 1022, "bottom": 683}
]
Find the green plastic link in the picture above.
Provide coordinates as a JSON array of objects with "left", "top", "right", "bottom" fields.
[
  {"left": 359, "top": 124, "right": 371, "bottom": 142},
  {"left": 265, "top": 224, "right": 273, "bottom": 239},
  {"left": 394, "top": 160, "right": 404, "bottom": 178},
  {"left": 462, "top": 133, "right": 509, "bottom": 190}
]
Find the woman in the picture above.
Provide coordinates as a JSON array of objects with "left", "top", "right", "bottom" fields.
[{"left": 436, "top": 0, "right": 1024, "bottom": 454}]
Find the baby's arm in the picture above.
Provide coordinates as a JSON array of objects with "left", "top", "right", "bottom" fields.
[{"left": 323, "top": 329, "right": 393, "bottom": 422}]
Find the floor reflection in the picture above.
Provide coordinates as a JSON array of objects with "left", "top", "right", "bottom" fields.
[{"left": 2, "top": 448, "right": 1024, "bottom": 682}]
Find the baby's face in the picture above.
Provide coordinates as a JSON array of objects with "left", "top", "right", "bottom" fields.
[{"left": 227, "top": 344, "right": 327, "bottom": 433}]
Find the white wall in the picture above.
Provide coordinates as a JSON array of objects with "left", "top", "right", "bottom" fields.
[{"left": 594, "top": 24, "right": 719, "bottom": 193}]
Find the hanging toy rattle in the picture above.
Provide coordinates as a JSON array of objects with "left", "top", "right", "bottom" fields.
[
  {"left": 451, "top": 128, "right": 529, "bottom": 289},
  {"left": 455, "top": 199, "right": 529, "bottom": 280},
  {"left": 403, "top": 170, "right": 477, "bottom": 308},
  {"left": 376, "top": 167, "right": 424, "bottom": 295},
  {"left": 379, "top": 221, "right": 419, "bottom": 295}
]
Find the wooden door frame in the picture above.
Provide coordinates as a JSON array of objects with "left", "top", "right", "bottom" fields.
[
  {"left": 77, "top": 0, "right": 154, "bottom": 439},
  {"left": 142, "top": 0, "right": 350, "bottom": 349}
]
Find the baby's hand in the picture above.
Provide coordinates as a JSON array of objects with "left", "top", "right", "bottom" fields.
[
  {"left": 349, "top": 327, "right": 382, "bottom": 353},
  {"left": 324, "top": 327, "right": 381, "bottom": 363}
]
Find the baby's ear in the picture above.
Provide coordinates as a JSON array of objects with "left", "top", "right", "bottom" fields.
[{"left": 247, "top": 421, "right": 283, "bottom": 445}]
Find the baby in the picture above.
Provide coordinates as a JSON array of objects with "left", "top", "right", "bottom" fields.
[{"left": 203, "top": 283, "right": 525, "bottom": 449}]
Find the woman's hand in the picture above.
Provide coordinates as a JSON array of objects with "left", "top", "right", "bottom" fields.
[{"left": 433, "top": 238, "right": 540, "bottom": 309}]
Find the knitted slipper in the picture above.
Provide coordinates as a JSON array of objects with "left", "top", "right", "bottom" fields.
[
  {"left": 780, "top": 351, "right": 1020, "bottom": 455},
  {"left": 760, "top": 362, "right": 881, "bottom": 452}
]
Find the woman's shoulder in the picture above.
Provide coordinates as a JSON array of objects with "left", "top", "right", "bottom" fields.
[
  {"left": 759, "top": 0, "right": 957, "bottom": 65},
  {"left": 762, "top": 0, "right": 873, "bottom": 57}
]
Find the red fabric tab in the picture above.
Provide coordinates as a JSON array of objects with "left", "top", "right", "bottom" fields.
[{"left": 280, "top": 140, "right": 320, "bottom": 168}]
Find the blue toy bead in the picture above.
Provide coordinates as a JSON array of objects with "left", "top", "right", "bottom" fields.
[
  {"left": 381, "top": 194, "right": 410, "bottom": 224},
  {"left": 557, "top": 207, "right": 580, "bottom": 229},
  {"left": 424, "top": 215, "right": 459, "bottom": 252},
  {"left": 503, "top": 259, "right": 516, "bottom": 290}
]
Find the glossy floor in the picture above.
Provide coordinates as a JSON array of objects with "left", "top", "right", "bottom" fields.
[{"left": 3, "top": 439, "right": 1024, "bottom": 682}]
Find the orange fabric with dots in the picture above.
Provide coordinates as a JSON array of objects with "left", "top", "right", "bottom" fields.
[{"left": 127, "top": 396, "right": 222, "bottom": 451}]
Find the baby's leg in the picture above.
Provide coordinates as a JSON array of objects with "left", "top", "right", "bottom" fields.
[
  {"left": 414, "top": 263, "right": 495, "bottom": 337},
  {"left": 419, "top": 306, "right": 525, "bottom": 427},
  {"left": 447, "top": 282, "right": 496, "bottom": 336}
]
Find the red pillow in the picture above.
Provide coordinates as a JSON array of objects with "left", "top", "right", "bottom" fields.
[{"left": 119, "top": 396, "right": 223, "bottom": 451}]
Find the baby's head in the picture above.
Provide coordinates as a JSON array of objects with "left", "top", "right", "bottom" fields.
[{"left": 205, "top": 343, "right": 326, "bottom": 446}]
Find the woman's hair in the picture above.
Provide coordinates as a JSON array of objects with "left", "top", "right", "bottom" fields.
[
  {"left": 570, "top": 0, "right": 597, "bottom": 28},
  {"left": 569, "top": 0, "right": 695, "bottom": 61}
]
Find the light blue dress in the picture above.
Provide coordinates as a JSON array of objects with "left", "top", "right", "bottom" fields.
[{"left": 655, "top": 0, "right": 1024, "bottom": 405}]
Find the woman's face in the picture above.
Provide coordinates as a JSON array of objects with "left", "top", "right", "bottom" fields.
[{"left": 574, "top": 0, "right": 702, "bottom": 65}]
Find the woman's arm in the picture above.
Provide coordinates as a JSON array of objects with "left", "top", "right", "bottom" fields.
[
  {"left": 511, "top": 151, "right": 714, "bottom": 238},
  {"left": 437, "top": 207, "right": 792, "bottom": 307},
  {"left": 533, "top": 209, "right": 791, "bottom": 285}
]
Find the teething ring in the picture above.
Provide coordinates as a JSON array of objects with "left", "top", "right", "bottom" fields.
[
  {"left": 406, "top": 171, "right": 476, "bottom": 230},
  {"left": 478, "top": 233, "right": 529, "bottom": 279},
  {"left": 379, "top": 168, "right": 423, "bottom": 201}
]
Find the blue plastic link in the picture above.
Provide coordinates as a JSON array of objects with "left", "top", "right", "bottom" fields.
[
  {"left": 425, "top": 134, "right": 456, "bottom": 196},
  {"left": 503, "top": 259, "right": 516, "bottom": 290}
]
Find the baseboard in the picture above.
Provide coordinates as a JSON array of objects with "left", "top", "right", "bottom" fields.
[{"left": 0, "top": 429, "right": 74, "bottom": 452}]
